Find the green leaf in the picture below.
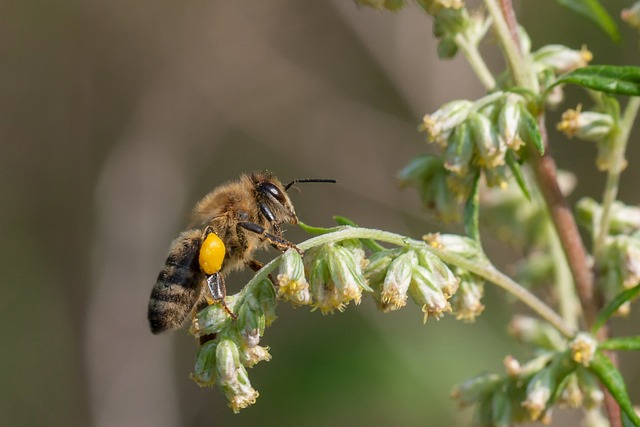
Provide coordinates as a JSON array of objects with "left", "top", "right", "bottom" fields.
[
  {"left": 519, "top": 105, "right": 544, "bottom": 155},
  {"left": 297, "top": 221, "right": 341, "bottom": 235},
  {"left": 591, "top": 284, "right": 640, "bottom": 333},
  {"left": 552, "top": 0, "right": 620, "bottom": 42},
  {"left": 589, "top": 351, "right": 640, "bottom": 426},
  {"left": 505, "top": 151, "right": 531, "bottom": 201},
  {"left": 600, "top": 336, "right": 640, "bottom": 351},
  {"left": 463, "top": 172, "right": 481, "bottom": 242},
  {"left": 553, "top": 66, "right": 640, "bottom": 96},
  {"left": 333, "top": 216, "right": 386, "bottom": 252}
]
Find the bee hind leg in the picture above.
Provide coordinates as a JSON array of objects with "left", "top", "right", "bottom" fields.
[{"left": 206, "top": 273, "right": 237, "bottom": 319}]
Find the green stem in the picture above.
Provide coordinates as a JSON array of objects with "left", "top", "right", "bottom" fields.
[
  {"left": 454, "top": 33, "right": 496, "bottom": 90},
  {"left": 548, "top": 223, "right": 580, "bottom": 329},
  {"left": 593, "top": 97, "right": 640, "bottom": 257},
  {"left": 238, "top": 227, "right": 576, "bottom": 338},
  {"left": 483, "top": 0, "right": 539, "bottom": 93}
]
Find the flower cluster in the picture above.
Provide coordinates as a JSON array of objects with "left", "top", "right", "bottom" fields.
[
  {"left": 277, "top": 242, "right": 371, "bottom": 314},
  {"left": 189, "top": 229, "right": 485, "bottom": 412},
  {"left": 453, "top": 317, "right": 604, "bottom": 425},
  {"left": 364, "top": 246, "right": 460, "bottom": 322},
  {"left": 399, "top": 92, "right": 541, "bottom": 221},
  {"left": 577, "top": 198, "right": 640, "bottom": 315},
  {"left": 532, "top": 44, "right": 593, "bottom": 108},
  {"left": 190, "top": 279, "right": 276, "bottom": 412}
]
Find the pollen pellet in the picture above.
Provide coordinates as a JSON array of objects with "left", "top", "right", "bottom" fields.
[{"left": 199, "top": 232, "right": 226, "bottom": 275}]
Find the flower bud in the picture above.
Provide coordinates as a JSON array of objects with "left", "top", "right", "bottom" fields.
[
  {"left": 191, "top": 295, "right": 238, "bottom": 337},
  {"left": 254, "top": 279, "right": 277, "bottom": 326},
  {"left": 569, "top": 333, "right": 597, "bottom": 367},
  {"left": 424, "top": 233, "right": 487, "bottom": 265},
  {"left": 216, "top": 339, "right": 259, "bottom": 413},
  {"left": 522, "top": 367, "right": 553, "bottom": 420},
  {"left": 416, "top": 0, "right": 463, "bottom": 16},
  {"left": 415, "top": 248, "right": 459, "bottom": 297},
  {"left": 450, "top": 269, "right": 484, "bottom": 322},
  {"left": 419, "top": 100, "right": 472, "bottom": 146},
  {"left": 239, "top": 344, "right": 272, "bottom": 368},
  {"left": 558, "top": 373, "right": 583, "bottom": 408},
  {"left": 399, "top": 155, "right": 463, "bottom": 221},
  {"left": 277, "top": 248, "right": 311, "bottom": 306},
  {"left": 468, "top": 112, "right": 507, "bottom": 168},
  {"left": 622, "top": 2, "right": 640, "bottom": 30},
  {"left": 557, "top": 106, "right": 614, "bottom": 142},
  {"left": 364, "top": 249, "right": 400, "bottom": 287},
  {"left": 451, "top": 372, "right": 501, "bottom": 407},
  {"left": 443, "top": 122, "right": 474, "bottom": 175},
  {"left": 576, "top": 197, "right": 640, "bottom": 236},
  {"left": 508, "top": 315, "right": 565, "bottom": 351},
  {"left": 236, "top": 294, "right": 265, "bottom": 348},
  {"left": 503, "top": 355, "right": 521, "bottom": 377},
  {"left": 499, "top": 94, "right": 525, "bottom": 151},
  {"left": 329, "top": 244, "right": 370, "bottom": 303},
  {"left": 578, "top": 370, "right": 605, "bottom": 409},
  {"left": 380, "top": 251, "right": 417, "bottom": 311},
  {"left": 532, "top": 44, "right": 592, "bottom": 74},
  {"left": 598, "top": 236, "right": 640, "bottom": 302},
  {"left": 409, "top": 264, "right": 452, "bottom": 322},
  {"left": 191, "top": 340, "right": 217, "bottom": 387}
]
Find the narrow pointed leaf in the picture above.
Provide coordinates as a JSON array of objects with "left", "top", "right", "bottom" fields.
[
  {"left": 591, "top": 284, "right": 640, "bottom": 333},
  {"left": 519, "top": 105, "right": 544, "bottom": 155},
  {"left": 464, "top": 172, "right": 481, "bottom": 242},
  {"left": 589, "top": 351, "right": 640, "bottom": 426},
  {"left": 599, "top": 336, "right": 640, "bottom": 351},
  {"left": 506, "top": 151, "right": 531, "bottom": 200},
  {"left": 298, "top": 221, "right": 341, "bottom": 235},
  {"left": 553, "top": 0, "right": 620, "bottom": 42},
  {"left": 553, "top": 66, "right": 640, "bottom": 96}
]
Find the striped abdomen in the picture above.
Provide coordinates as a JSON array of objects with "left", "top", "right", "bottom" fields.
[{"left": 148, "top": 230, "right": 205, "bottom": 334}]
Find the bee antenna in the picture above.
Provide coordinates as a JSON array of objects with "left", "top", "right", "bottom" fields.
[{"left": 284, "top": 178, "right": 337, "bottom": 191}]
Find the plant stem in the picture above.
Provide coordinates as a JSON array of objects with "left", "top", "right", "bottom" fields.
[
  {"left": 548, "top": 223, "right": 580, "bottom": 329},
  {"left": 454, "top": 33, "right": 496, "bottom": 90},
  {"left": 594, "top": 97, "right": 640, "bottom": 257},
  {"left": 483, "top": 0, "right": 538, "bottom": 92},
  {"left": 239, "top": 227, "right": 576, "bottom": 338},
  {"left": 531, "top": 116, "right": 599, "bottom": 328}
]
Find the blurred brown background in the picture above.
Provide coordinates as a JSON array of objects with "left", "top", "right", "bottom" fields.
[{"left": 2, "top": 1, "right": 639, "bottom": 426}]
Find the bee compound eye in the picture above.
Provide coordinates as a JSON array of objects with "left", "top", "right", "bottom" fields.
[{"left": 260, "top": 182, "right": 286, "bottom": 203}]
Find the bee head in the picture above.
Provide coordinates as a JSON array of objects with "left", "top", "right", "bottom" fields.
[{"left": 251, "top": 172, "right": 298, "bottom": 226}]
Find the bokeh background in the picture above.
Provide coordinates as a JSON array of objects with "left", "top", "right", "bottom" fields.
[{"left": 2, "top": 1, "right": 639, "bottom": 426}]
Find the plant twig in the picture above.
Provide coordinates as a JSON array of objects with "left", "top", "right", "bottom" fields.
[
  {"left": 239, "top": 227, "right": 576, "bottom": 338},
  {"left": 594, "top": 97, "right": 640, "bottom": 256},
  {"left": 454, "top": 33, "right": 496, "bottom": 90}
]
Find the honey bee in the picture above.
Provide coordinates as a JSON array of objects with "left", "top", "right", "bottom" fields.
[{"left": 148, "top": 171, "right": 335, "bottom": 334}]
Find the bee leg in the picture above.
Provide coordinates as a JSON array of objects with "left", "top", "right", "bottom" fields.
[
  {"left": 206, "top": 273, "right": 237, "bottom": 319},
  {"left": 246, "top": 259, "right": 277, "bottom": 287},
  {"left": 238, "top": 221, "right": 302, "bottom": 254}
]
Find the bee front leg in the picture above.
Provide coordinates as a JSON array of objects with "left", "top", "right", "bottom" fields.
[
  {"left": 238, "top": 221, "right": 302, "bottom": 254},
  {"left": 205, "top": 273, "right": 237, "bottom": 319}
]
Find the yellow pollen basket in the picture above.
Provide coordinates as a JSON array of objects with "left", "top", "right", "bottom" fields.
[{"left": 199, "top": 231, "right": 226, "bottom": 275}]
